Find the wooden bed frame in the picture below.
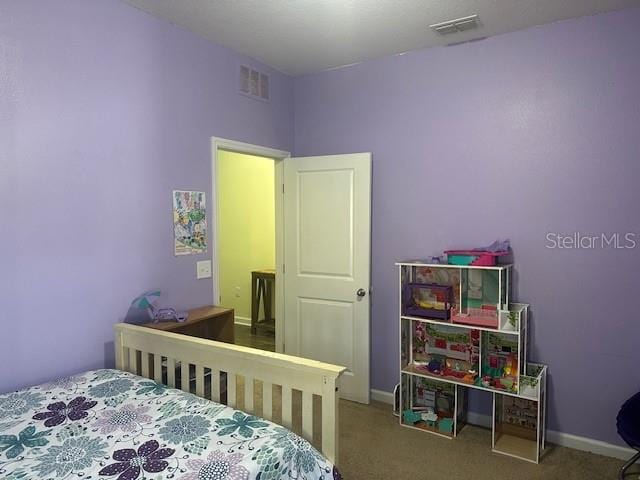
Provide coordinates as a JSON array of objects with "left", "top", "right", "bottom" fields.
[{"left": 114, "top": 323, "right": 346, "bottom": 464}]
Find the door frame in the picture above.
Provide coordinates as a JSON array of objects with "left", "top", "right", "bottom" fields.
[{"left": 211, "top": 137, "right": 290, "bottom": 353}]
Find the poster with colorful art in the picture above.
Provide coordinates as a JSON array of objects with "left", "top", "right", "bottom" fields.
[{"left": 173, "top": 190, "right": 207, "bottom": 255}]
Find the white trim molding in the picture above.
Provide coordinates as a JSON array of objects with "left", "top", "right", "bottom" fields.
[
  {"left": 370, "top": 389, "right": 634, "bottom": 461},
  {"left": 234, "top": 316, "right": 251, "bottom": 327},
  {"left": 371, "top": 388, "right": 395, "bottom": 405},
  {"left": 545, "top": 430, "right": 634, "bottom": 461}
]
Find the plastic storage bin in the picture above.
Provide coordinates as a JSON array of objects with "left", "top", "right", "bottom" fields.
[{"left": 445, "top": 250, "right": 508, "bottom": 267}]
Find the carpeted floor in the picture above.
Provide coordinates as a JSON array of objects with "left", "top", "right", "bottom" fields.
[
  {"left": 213, "top": 373, "right": 633, "bottom": 479},
  {"left": 227, "top": 329, "right": 632, "bottom": 479},
  {"left": 338, "top": 400, "right": 632, "bottom": 480}
]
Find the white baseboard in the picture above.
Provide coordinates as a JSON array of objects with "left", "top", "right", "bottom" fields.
[
  {"left": 371, "top": 388, "right": 395, "bottom": 405},
  {"left": 234, "top": 316, "right": 251, "bottom": 326},
  {"left": 370, "top": 389, "right": 634, "bottom": 461},
  {"left": 546, "top": 430, "right": 634, "bottom": 460}
]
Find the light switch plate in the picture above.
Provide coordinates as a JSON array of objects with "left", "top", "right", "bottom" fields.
[{"left": 196, "top": 260, "right": 212, "bottom": 279}]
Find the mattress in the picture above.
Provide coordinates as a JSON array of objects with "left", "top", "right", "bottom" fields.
[{"left": 0, "top": 369, "right": 340, "bottom": 480}]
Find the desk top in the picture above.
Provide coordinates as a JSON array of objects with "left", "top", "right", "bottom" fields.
[
  {"left": 252, "top": 269, "right": 276, "bottom": 277},
  {"left": 144, "top": 305, "right": 233, "bottom": 331}
]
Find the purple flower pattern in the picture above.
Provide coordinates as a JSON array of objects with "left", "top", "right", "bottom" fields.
[
  {"left": 0, "top": 369, "right": 339, "bottom": 479},
  {"left": 99, "top": 440, "right": 174, "bottom": 480},
  {"left": 32, "top": 396, "right": 97, "bottom": 427}
]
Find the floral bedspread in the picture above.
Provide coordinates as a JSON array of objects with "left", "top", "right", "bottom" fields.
[{"left": 0, "top": 369, "right": 340, "bottom": 480}]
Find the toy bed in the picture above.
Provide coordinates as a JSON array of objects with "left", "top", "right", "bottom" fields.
[{"left": 0, "top": 323, "right": 345, "bottom": 479}]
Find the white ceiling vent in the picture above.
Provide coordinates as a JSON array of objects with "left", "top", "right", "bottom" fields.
[
  {"left": 240, "top": 65, "right": 269, "bottom": 101},
  {"left": 430, "top": 15, "right": 480, "bottom": 35}
]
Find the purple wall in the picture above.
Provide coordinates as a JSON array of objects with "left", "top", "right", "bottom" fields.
[
  {"left": 0, "top": 0, "right": 292, "bottom": 391},
  {"left": 2, "top": 0, "right": 639, "bottom": 447},
  {"left": 294, "top": 8, "right": 640, "bottom": 445}
]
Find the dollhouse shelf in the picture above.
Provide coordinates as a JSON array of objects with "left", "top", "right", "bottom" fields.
[
  {"left": 396, "top": 261, "right": 513, "bottom": 271},
  {"left": 401, "top": 363, "right": 546, "bottom": 401},
  {"left": 397, "top": 261, "right": 548, "bottom": 464},
  {"left": 401, "top": 315, "right": 520, "bottom": 336}
]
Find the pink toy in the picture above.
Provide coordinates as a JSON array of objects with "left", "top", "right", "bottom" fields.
[
  {"left": 445, "top": 250, "right": 508, "bottom": 266},
  {"left": 452, "top": 306, "right": 499, "bottom": 328},
  {"left": 445, "top": 239, "right": 511, "bottom": 266}
]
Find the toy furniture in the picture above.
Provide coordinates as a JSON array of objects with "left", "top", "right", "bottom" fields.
[
  {"left": 421, "top": 408, "right": 438, "bottom": 427},
  {"left": 403, "top": 409, "right": 422, "bottom": 425},
  {"left": 438, "top": 417, "right": 454, "bottom": 434},
  {"left": 617, "top": 391, "right": 640, "bottom": 480},
  {"left": 451, "top": 268, "right": 504, "bottom": 328},
  {"left": 399, "top": 376, "right": 461, "bottom": 438},
  {"left": 398, "top": 260, "right": 548, "bottom": 463},
  {"left": 403, "top": 283, "right": 453, "bottom": 320}
]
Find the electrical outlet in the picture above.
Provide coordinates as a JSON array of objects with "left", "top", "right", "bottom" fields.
[{"left": 196, "top": 260, "right": 212, "bottom": 279}]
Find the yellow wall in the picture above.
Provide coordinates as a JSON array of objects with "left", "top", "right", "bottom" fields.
[{"left": 218, "top": 150, "right": 275, "bottom": 319}]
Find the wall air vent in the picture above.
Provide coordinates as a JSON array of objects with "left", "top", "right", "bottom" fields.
[
  {"left": 430, "top": 15, "right": 479, "bottom": 35},
  {"left": 240, "top": 65, "right": 269, "bottom": 101}
]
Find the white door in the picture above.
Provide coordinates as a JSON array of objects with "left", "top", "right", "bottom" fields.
[{"left": 283, "top": 153, "right": 371, "bottom": 403}]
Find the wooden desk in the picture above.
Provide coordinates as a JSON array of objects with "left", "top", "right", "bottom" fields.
[
  {"left": 143, "top": 305, "right": 234, "bottom": 344},
  {"left": 251, "top": 269, "right": 275, "bottom": 334}
]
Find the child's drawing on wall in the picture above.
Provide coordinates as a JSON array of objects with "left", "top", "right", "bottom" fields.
[{"left": 173, "top": 190, "right": 207, "bottom": 255}]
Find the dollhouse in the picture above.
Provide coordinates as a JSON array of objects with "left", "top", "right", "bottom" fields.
[{"left": 397, "top": 260, "right": 548, "bottom": 463}]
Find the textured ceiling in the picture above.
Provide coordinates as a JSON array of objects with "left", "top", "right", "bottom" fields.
[{"left": 123, "top": 0, "right": 640, "bottom": 75}]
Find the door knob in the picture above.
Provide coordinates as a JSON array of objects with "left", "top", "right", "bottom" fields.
[{"left": 357, "top": 288, "right": 367, "bottom": 298}]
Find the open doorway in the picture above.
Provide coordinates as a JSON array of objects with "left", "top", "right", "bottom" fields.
[
  {"left": 218, "top": 150, "right": 275, "bottom": 351},
  {"left": 212, "top": 138, "right": 289, "bottom": 354}
]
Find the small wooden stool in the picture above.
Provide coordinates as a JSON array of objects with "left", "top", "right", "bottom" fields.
[{"left": 251, "top": 269, "right": 275, "bottom": 334}]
